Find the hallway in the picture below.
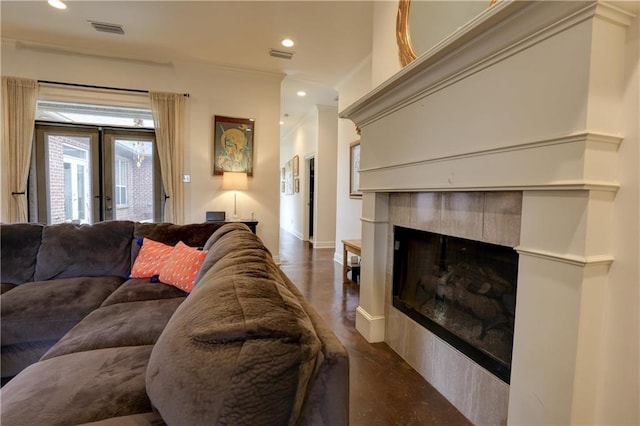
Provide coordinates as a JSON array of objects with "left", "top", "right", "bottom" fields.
[{"left": 278, "top": 229, "right": 472, "bottom": 426}]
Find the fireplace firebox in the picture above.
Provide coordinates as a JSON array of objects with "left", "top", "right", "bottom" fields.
[{"left": 392, "top": 226, "right": 518, "bottom": 383}]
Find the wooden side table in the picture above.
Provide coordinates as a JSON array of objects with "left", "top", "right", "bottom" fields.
[{"left": 342, "top": 239, "right": 361, "bottom": 283}]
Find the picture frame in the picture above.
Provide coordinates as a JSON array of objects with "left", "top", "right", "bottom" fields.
[
  {"left": 293, "top": 155, "right": 299, "bottom": 177},
  {"left": 284, "top": 160, "right": 294, "bottom": 195},
  {"left": 213, "top": 115, "right": 254, "bottom": 176},
  {"left": 350, "top": 141, "right": 362, "bottom": 198},
  {"left": 281, "top": 181, "right": 285, "bottom": 193},
  {"left": 294, "top": 178, "right": 300, "bottom": 193}
]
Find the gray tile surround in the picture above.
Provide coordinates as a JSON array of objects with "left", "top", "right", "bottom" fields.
[{"left": 385, "top": 191, "right": 521, "bottom": 425}]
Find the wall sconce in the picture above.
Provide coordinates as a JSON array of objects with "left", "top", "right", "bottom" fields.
[{"left": 222, "top": 172, "right": 248, "bottom": 218}]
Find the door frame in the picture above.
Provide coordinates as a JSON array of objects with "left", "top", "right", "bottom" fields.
[
  {"left": 35, "top": 124, "right": 100, "bottom": 224},
  {"left": 33, "top": 123, "right": 161, "bottom": 224},
  {"left": 303, "top": 154, "right": 315, "bottom": 242}
]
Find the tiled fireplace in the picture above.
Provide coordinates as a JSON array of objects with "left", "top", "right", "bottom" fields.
[
  {"left": 341, "top": 1, "right": 633, "bottom": 424},
  {"left": 385, "top": 192, "right": 521, "bottom": 424}
]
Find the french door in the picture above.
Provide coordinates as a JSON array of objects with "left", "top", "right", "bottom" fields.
[{"left": 33, "top": 124, "right": 162, "bottom": 224}]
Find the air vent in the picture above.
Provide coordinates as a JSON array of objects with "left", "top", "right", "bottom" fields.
[
  {"left": 269, "top": 49, "right": 294, "bottom": 60},
  {"left": 89, "top": 20, "right": 125, "bottom": 35}
]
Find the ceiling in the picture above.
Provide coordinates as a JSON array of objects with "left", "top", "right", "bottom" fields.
[{"left": 0, "top": 0, "right": 374, "bottom": 136}]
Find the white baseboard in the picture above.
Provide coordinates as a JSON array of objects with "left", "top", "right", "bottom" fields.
[
  {"left": 312, "top": 240, "right": 335, "bottom": 249},
  {"left": 355, "top": 306, "right": 385, "bottom": 342}
]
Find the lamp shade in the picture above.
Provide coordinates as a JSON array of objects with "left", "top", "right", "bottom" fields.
[{"left": 222, "top": 172, "right": 248, "bottom": 191}]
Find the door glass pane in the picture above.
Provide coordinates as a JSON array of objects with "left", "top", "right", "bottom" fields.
[
  {"left": 112, "top": 139, "right": 154, "bottom": 222},
  {"left": 46, "top": 135, "right": 93, "bottom": 224}
]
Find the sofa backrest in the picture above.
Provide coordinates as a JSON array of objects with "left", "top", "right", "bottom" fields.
[
  {"left": 146, "top": 225, "right": 325, "bottom": 425},
  {"left": 0, "top": 223, "right": 44, "bottom": 285},
  {"left": 34, "top": 221, "right": 135, "bottom": 281},
  {"left": 133, "top": 222, "right": 226, "bottom": 248}
]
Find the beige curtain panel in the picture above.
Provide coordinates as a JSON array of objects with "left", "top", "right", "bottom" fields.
[
  {"left": 149, "top": 92, "right": 185, "bottom": 225},
  {"left": 1, "top": 77, "right": 38, "bottom": 223}
]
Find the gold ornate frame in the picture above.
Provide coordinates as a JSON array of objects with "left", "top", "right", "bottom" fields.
[
  {"left": 396, "top": 0, "right": 417, "bottom": 67},
  {"left": 396, "top": 0, "right": 498, "bottom": 67}
]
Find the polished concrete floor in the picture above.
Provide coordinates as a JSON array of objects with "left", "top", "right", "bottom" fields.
[{"left": 278, "top": 229, "right": 472, "bottom": 426}]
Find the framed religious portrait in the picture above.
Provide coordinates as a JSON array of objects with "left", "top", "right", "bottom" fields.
[
  {"left": 213, "top": 115, "right": 254, "bottom": 176},
  {"left": 350, "top": 141, "right": 362, "bottom": 198}
]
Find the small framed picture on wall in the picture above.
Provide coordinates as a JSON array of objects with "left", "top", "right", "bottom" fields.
[
  {"left": 293, "top": 155, "right": 299, "bottom": 177},
  {"left": 350, "top": 141, "right": 362, "bottom": 198}
]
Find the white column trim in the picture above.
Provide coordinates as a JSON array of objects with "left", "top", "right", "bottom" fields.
[{"left": 516, "top": 247, "right": 614, "bottom": 268}]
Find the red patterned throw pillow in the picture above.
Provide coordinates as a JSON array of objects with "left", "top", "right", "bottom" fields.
[
  {"left": 130, "top": 238, "right": 173, "bottom": 278},
  {"left": 159, "top": 241, "right": 208, "bottom": 293}
]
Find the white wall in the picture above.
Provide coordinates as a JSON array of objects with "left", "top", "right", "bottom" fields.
[
  {"left": 371, "top": 0, "right": 402, "bottom": 87},
  {"left": 596, "top": 11, "right": 639, "bottom": 423},
  {"left": 279, "top": 104, "right": 338, "bottom": 249},
  {"left": 334, "top": 55, "right": 372, "bottom": 263},
  {"left": 2, "top": 40, "right": 283, "bottom": 259},
  {"left": 314, "top": 105, "right": 338, "bottom": 249},
  {"left": 280, "top": 107, "right": 317, "bottom": 240}
]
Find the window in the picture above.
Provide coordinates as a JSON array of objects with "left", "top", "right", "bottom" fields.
[{"left": 115, "top": 158, "right": 128, "bottom": 207}]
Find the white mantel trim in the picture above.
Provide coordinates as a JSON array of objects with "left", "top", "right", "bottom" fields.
[
  {"left": 359, "top": 182, "right": 620, "bottom": 194},
  {"left": 359, "top": 131, "right": 622, "bottom": 174},
  {"left": 340, "top": 2, "right": 634, "bottom": 130}
]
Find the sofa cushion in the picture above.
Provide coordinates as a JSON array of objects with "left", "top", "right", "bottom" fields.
[
  {"left": 75, "top": 412, "right": 164, "bottom": 426},
  {"left": 146, "top": 243, "right": 322, "bottom": 426},
  {"left": 101, "top": 278, "right": 186, "bottom": 307},
  {"left": 1, "top": 345, "right": 153, "bottom": 425},
  {"left": 158, "top": 242, "right": 208, "bottom": 292},
  {"left": 0, "top": 276, "right": 124, "bottom": 346},
  {"left": 0, "top": 223, "right": 43, "bottom": 284},
  {"left": 34, "top": 221, "right": 134, "bottom": 281},
  {"left": 130, "top": 238, "right": 173, "bottom": 278},
  {"left": 42, "top": 297, "right": 185, "bottom": 360},
  {"left": 133, "top": 221, "right": 224, "bottom": 249},
  {"left": 131, "top": 221, "right": 225, "bottom": 267},
  {"left": 1, "top": 283, "right": 17, "bottom": 294},
  {"left": 202, "top": 222, "right": 252, "bottom": 250},
  {"left": 195, "top": 224, "right": 275, "bottom": 285},
  {"left": 1, "top": 341, "right": 58, "bottom": 379}
]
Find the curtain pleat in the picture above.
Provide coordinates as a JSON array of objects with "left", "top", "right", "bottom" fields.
[
  {"left": 149, "top": 92, "right": 185, "bottom": 224},
  {"left": 1, "top": 77, "right": 38, "bottom": 223}
]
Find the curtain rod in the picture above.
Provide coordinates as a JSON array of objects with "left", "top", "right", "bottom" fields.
[{"left": 37, "top": 80, "right": 190, "bottom": 98}]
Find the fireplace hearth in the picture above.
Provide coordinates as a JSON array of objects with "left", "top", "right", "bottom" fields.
[{"left": 392, "top": 225, "right": 518, "bottom": 383}]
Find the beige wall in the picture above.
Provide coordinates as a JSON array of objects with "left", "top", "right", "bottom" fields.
[{"left": 1, "top": 40, "right": 283, "bottom": 260}]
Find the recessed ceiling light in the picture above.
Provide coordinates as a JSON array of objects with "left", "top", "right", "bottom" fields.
[
  {"left": 48, "top": 0, "right": 67, "bottom": 9},
  {"left": 279, "top": 121, "right": 284, "bottom": 125},
  {"left": 281, "top": 39, "right": 294, "bottom": 48},
  {"left": 297, "top": 91, "right": 307, "bottom": 97}
]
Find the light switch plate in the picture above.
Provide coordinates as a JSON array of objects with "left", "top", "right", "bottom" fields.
[{"left": 182, "top": 174, "right": 191, "bottom": 183}]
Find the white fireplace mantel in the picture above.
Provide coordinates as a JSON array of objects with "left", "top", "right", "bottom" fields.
[{"left": 340, "top": 1, "right": 635, "bottom": 425}]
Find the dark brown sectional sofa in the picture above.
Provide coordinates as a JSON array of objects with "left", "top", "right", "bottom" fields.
[{"left": 0, "top": 221, "right": 349, "bottom": 425}]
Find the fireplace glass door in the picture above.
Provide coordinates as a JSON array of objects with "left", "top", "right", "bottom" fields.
[{"left": 392, "top": 225, "right": 518, "bottom": 382}]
